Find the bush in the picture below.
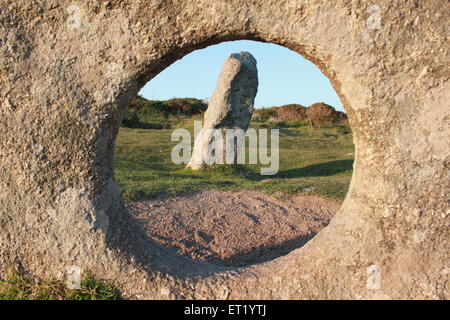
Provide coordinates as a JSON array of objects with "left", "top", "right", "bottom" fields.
[
  {"left": 275, "top": 104, "right": 307, "bottom": 121},
  {"left": 306, "top": 103, "right": 341, "bottom": 127},
  {"left": 121, "top": 112, "right": 141, "bottom": 128},
  {"left": 121, "top": 96, "right": 207, "bottom": 129},
  {"left": 252, "top": 107, "right": 277, "bottom": 122}
]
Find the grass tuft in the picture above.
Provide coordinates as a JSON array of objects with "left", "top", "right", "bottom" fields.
[{"left": 0, "top": 267, "right": 121, "bottom": 300}]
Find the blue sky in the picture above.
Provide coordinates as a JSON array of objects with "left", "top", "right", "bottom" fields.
[{"left": 139, "top": 40, "right": 344, "bottom": 112}]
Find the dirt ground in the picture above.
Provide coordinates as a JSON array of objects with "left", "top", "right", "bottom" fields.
[{"left": 126, "top": 190, "right": 341, "bottom": 267}]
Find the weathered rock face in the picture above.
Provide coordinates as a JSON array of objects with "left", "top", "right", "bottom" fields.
[
  {"left": 0, "top": 0, "right": 448, "bottom": 300},
  {"left": 187, "top": 51, "right": 258, "bottom": 169}
]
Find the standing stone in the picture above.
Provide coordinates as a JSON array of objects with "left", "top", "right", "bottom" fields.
[{"left": 187, "top": 51, "right": 258, "bottom": 169}]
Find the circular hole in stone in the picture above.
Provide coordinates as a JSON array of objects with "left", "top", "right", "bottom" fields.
[{"left": 114, "top": 40, "right": 354, "bottom": 268}]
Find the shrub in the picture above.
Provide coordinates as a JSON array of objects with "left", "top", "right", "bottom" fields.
[
  {"left": 306, "top": 103, "right": 341, "bottom": 127},
  {"left": 163, "top": 98, "right": 208, "bottom": 117},
  {"left": 0, "top": 266, "right": 121, "bottom": 300},
  {"left": 121, "top": 96, "right": 207, "bottom": 129},
  {"left": 275, "top": 104, "right": 307, "bottom": 121},
  {"left": 252, "top": 107, "right": 277, "bottom": 122},
  {"left": 121, "top": 112, "right": 141, "bottom": 128}
]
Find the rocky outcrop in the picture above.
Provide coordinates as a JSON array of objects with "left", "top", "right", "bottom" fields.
[{"left": 187, "top": 51, "right": 258, "bottom": 169}]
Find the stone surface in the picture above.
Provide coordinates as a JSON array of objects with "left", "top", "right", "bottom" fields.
[
  {"left": 187, "top": 51, "right": 258, "bottom": 169},
  {"left": 0, "top": 0, "right": 448, "bottom": 300}
]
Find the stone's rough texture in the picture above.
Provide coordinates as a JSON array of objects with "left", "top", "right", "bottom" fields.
[
  {"left": 187, "top": 51, "right": 258, "bottom": 169},
  {"left": 0, "top": 0, "right": 448, "bottom": 300}
]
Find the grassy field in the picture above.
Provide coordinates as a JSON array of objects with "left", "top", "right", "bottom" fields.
[{"left": 115, "top": 121, "right": 354, "bottom": 201}]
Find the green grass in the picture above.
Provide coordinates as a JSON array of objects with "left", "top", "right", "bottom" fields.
[
  {"left": 114, "top": 121, "right": 354, "bottom": 201},
  {"left": 0, "top": 267, "right": 121, "bottom": 300}
]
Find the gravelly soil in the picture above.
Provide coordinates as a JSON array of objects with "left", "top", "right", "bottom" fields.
[{"left": 126, "top": 190, "right": 341, "bottom": 267}]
